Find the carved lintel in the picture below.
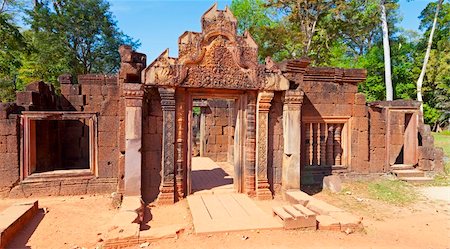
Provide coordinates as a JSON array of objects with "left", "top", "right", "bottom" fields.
[{"left": 256, "top": 91, "right": 274, "bottom": 200}]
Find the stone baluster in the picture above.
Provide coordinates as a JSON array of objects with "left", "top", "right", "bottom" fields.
[
  {"left": 334, "top": 124, "right": 342, "bottom": 165},
  {"left": 157, "top": 87, "right": 176, "bottom": 205},
  {"left": 320, "top": 123, "right": 327, "bottom": 166},
  {"left": 123, "top": 83, "right": 144, "bottom": 196},
  {"left": 256, "top": 91, "right": 274, "bottom": 200},
  {"left": 305, "top": 123, "right": 311, "bottom": 166},
  {"left": 326, "top": 124, "right": 334, "bottom": 165},
  {"left": 312, "top": 123, "right": 318, "bottom": 166},
  {"left": 316, "top": 123, "right": 321, "bottom": 166}
]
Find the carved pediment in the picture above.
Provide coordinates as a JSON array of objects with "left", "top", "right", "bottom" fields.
[{"left": 142, "top": 4, "right": 289, "bottom": 91}]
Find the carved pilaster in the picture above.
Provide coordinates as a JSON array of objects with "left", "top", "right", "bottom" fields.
[
  {"left": 123, "top": 83, "right": 144, "bottom": 196},
  {"left": 175, "top": 89, "right": 185, "bottom": 200},
  {"left": 256, "top": 91, "right": 274, "bottom": 200},
  {"left": 245, "top": 92, "right": 257, "bottom": 196},
  {"left": 282, "top": 90, "right": 304, "bottom": 192},
  {"left": 157, "top": 87, "right": 176, "bottom": 205}
]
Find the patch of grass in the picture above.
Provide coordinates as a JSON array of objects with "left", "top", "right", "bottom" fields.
[
  {"left": 367, "top": 179, "right": 418, "bottom": 205},
  {"left": 432, "top": 132, "right": 450, "bottom": 158}
]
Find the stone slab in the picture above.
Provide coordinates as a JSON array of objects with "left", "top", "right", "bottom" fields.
[
  {"left": 316, "top": 215, "right": 341, "bottom": 231},
  {"left": 306, "top": 199, "right": 344, "bottom": 215},
  {"left": 285, "top": 190, "right": 313, "bottom": 206},
  {"left": 187, "top": 193, "right": 282, "bottom": 234},
  {"left": 0, "top": 201, "right": 39, "bottom": 249}
]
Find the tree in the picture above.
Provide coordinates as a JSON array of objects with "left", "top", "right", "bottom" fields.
[
  {"left": 380, "top": 0, "right": 393, "bottom": 101},
  {"left": 25, "top": 0, "right": 139, "bottom": 84},
  {"left": 0, "top": 0, "right": 28, "bottom": 102},
  {"left": 416, "top": 0, "right": 444, "bottom": 112}
]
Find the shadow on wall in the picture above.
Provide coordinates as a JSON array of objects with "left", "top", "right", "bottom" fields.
[{"left": 142, "top": 88, "right": 163, "bottom": 203}]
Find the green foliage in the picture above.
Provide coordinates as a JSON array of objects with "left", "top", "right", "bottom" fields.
[
  {"left": 24, "top": 0, "right": 140, "bottom": 85},
  {"left": 0, "top": 1, "right": 29, "bottom": 102}
]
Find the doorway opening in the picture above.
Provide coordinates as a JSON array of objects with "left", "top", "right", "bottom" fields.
[
  {"left": 190, "top": 97, "right": 238, "bottom": 194},
  {"left": 390, "top": 112, "right": 418, "bottom": 166}
]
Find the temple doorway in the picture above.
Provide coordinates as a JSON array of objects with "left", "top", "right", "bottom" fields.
[{"left": 186, "top": 92, "right": 246, "bottom": 195}]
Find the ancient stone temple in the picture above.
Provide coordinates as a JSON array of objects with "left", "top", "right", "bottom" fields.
[{"left": 0, "top": 4, "right": 444, "bottom": 203}]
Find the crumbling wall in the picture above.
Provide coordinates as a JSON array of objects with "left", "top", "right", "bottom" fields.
[
  {"left": 418, "top": 124, "right": 445, "bottom": 172},
  {"left": 0, "top": 104, "right": 19, "bottom": 197},
  {"left": 368, "top": 106, "right": 387, "bottom": 173}
]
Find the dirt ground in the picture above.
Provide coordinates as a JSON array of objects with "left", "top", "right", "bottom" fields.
[
  {"left": 3, "top": 195, "right": 118, "bottom": 249},
  {"left": 1, "top": 186, "right": 449, "bottom": 249},
  {"left": 144, "top": 190, "right": 449, "bottom": 249}
]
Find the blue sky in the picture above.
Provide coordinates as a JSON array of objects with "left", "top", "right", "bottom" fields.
[{"left": 109, "top": 0, "right": 434, "bottom": 62}]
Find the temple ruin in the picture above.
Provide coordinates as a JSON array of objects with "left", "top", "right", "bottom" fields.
[{"left": 0, "top": 4, "right": 444, "bottom": 203}]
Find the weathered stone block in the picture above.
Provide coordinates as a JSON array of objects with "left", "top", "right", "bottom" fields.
[
  {"left": 99, "top": 116, "right": 120, "bottom": 132},
  {"left": 353, "top": 105, "right": 367, "bottom": 117},
  {"left": 101, "top": 100, "right": 119, "bottom": 116},
  {"left": 418, "top": 159, "right": 432, "bottom": 171},
  {"left": 67, "top": 95, "right": 86, "bottom": 106},
  {"left": 99, "top": 131, "right": 118, "bottom": 147},
  {"left": 6, "top": 136, "right": 17, "bottom": 153},
  {"left": 16, "top": 92, "right": 39, "bottom": 106},
  {"left": 418, "top": 147, "right": 435, "bottom": 160},
  {"left": 354, "top": 93, "right": 366, "bottom": 105}
]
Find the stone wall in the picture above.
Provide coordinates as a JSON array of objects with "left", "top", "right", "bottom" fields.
[
  {"left": 368, "top": 106, "right": 387, "bottom": 173},
  {"left": 141, "top": 88, "right": 163, "bottom": 203},
  {"left": 0, "top": 104, "right": 19, "bottom": 197},
  {"left": 0, "top": 75, "right": 121, "bottom": 198},
  {"left": 203, "top": 99, "right": 235, "bottom": 162}
]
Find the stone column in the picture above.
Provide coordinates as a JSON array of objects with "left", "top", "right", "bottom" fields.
[
  {"left": 123, "top": 83, "right": 144, "bottom": 196},
  {"left": 245, "top": 92, "right": 257, "bottom": 196},
  {"left": 157, "top": 87, "right": 176, "bottom": 204},
  {"left": 282, "top": 90, "right": 304, "bottom": 191},
  {"left": 256, "top": 91, "right": 274, "bottom": 200},
  {"left": 175, "top": 89, "right": 185, "bottom": 200}
]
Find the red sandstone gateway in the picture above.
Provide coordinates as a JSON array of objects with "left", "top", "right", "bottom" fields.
[{"left": 0, "top": 4, "right": 443, "bottom": 203}]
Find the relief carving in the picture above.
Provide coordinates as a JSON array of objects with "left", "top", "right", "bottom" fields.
[{"left": 142, "top": 4, "right": 290, "bottom": 91}]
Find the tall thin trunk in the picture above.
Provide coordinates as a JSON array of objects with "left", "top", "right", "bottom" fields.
[
  {"left": 380, "top": 0, "right": 393, "bottom": 101},
  {"left": 417, "top": 0, "right": 443, "bottom": 112}
]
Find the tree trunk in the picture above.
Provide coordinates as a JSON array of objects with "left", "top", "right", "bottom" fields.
[
  {"left": 380, "top": 0, "right": 393, "bottom": 101},
  {"left": 417, "top": 0, "right": 443, "bottom": 112}
]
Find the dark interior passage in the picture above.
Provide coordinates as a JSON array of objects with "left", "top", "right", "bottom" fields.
[{"left": 33, "top": 119, "right": 90, "bottom": 173}]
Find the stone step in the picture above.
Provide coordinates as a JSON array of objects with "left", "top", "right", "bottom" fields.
[
  {"left": 0, "top": 201, "right": 39, "bottom": 249},
  {"left": 285, "top": 190, "right": 314, "bottom": 206},
  {"left": 272, "top": 205, "right": 316, "bottom": 230},
  {"left": 392, "top": 169, "right": 425, "bottom": 178},
  {"left": 390, "top": 164, "right": 415, "bottom": 170},
  {"left": 398, "top": 177, "right": 434, "bottom": 184}
]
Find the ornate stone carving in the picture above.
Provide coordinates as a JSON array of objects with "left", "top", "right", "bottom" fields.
[
  {"left": 157, "top": 87, "right": 176, "bottom": 204},
  {"left": 256, "top": 91, "right": 274, "bottom": 200},
  {"left": 175, "top": 89, "right": 185, "bottom": 200},
  {"left": 142, "top": 4, "right": 290, "bottom": 91},
  {"left": 245, "top": 93, "right": 257, "bottom": 196}
]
